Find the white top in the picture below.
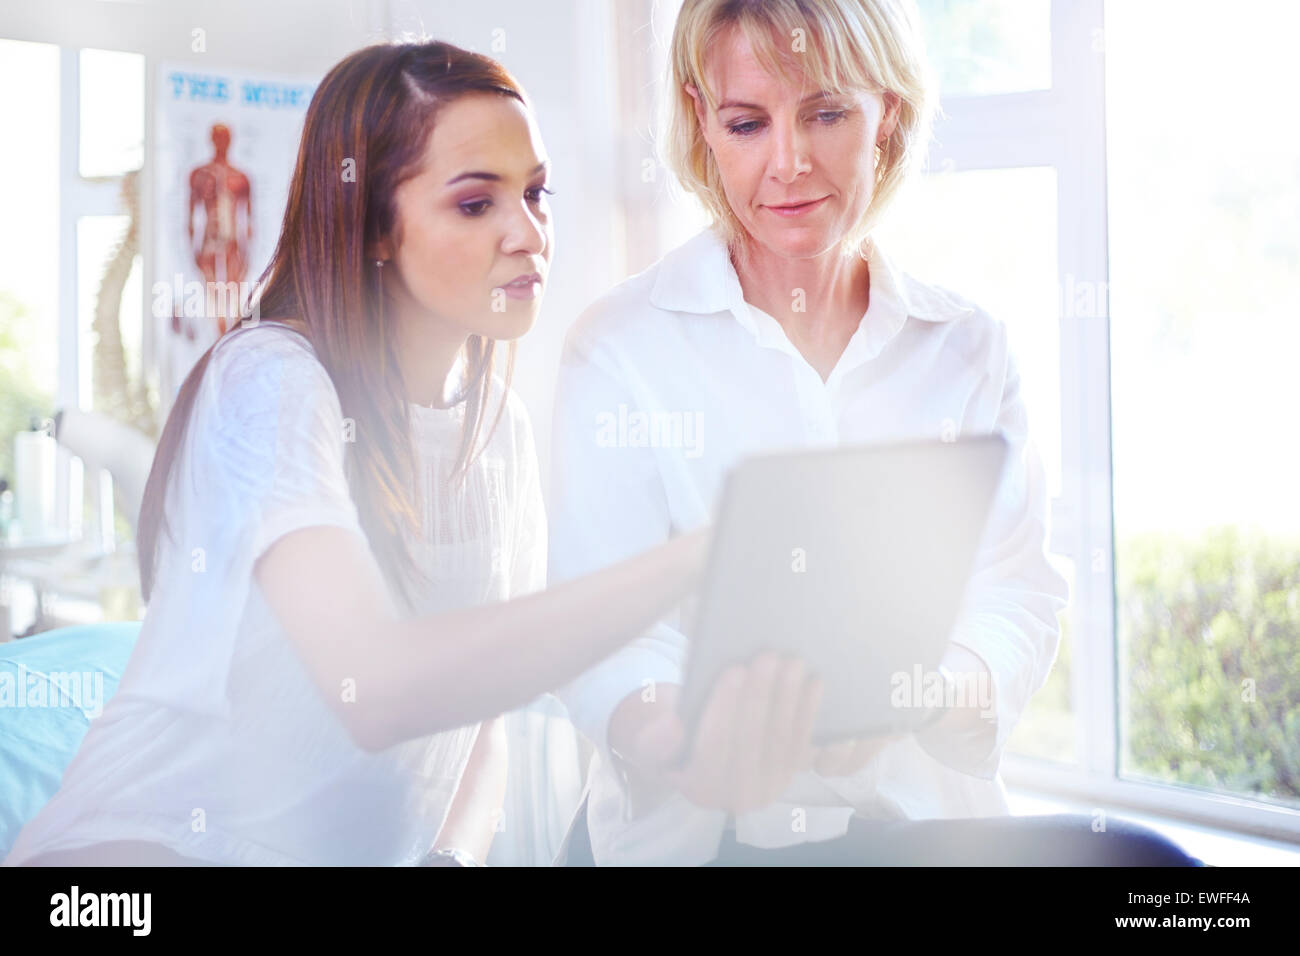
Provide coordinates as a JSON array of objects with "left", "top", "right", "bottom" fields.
[
  {"left": 548, "top": 226, "right": 1071, "bottom": 866},
  {"left": 6, "top": 322, "right": 547, "bottom": 866}
]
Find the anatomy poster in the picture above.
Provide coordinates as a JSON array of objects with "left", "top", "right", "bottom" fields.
[{"left": 153, "top": 63, "right": 317, "bottom": 410}]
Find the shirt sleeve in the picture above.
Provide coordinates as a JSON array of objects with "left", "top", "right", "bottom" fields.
[
  {"left": 124, "top": 329, "right": 366, "bottom": 718},
  {"left": 920, "top": 322, "right": 1071, "bottom": 778},
  {"left": 547, "top": 325, "right": 687, "bottom": 759},
  {"left": 205, "top": 332, "right": 365, "bottom": 560}
]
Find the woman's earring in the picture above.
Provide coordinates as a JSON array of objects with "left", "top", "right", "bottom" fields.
[{"left": 375, "top": 259, "right": 385, "bottom": 325}]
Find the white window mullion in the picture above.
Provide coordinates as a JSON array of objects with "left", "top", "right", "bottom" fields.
[
  {"left": 1051, "top": 0, "right": 1115, "bottom": 781},
  {"left": 140, "top": 52, "right": 156, "bottom": 414},
  {"left": 57, "top": 46, "right": 79, "bottom": 413}
]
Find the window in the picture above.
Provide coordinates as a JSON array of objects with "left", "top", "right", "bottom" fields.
[
  {"left": 1106, "top": 0, "right": 1300, "bottom": 811},
  {"left": 0, "top": 40, "right": 59, "bottom": 481},
  {"left": 0, "top": 43, "right": 145, "bottom": 422},
  {"left": 79, "top": 48, "right": 145, "bottom": 178},
  {"left": 915, "top": 0, "right": 1300, "bottom": 840},
  {"left": 73, "top": 48, "right": 147, "bottom": 416},
  {"left": 918, "top": 0, "right": 1052, "bottom": 96},
  {"left": 0, "top": 41, "right": 147, "bottom": 630}
]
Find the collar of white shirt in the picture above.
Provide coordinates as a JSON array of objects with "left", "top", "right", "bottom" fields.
[{"left": 648, "top": 226, "right": 976, "bottom": 369}]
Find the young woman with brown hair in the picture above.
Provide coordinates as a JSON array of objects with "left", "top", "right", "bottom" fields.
[{"left": 4, "top": 40, "right": 735, "bottom": 867}]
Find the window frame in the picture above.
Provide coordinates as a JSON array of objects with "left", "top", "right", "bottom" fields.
[
  {"left": 52, "top": 45, "right": 151, "bottom": 554},
  {"left": 927, "top": 0, "right": 1300, "bottom": 843},
  {"left": 57, "top": 45, "right": 152, "bottom": 416}
]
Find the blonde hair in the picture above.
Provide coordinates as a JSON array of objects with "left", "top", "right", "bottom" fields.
[{"left": 663, "top": 0, "right": 936, "bottom": 255}]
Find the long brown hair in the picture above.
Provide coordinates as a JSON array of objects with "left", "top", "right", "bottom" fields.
[{"left": 138, "top": 40, "right": 526, "bottom": 609}]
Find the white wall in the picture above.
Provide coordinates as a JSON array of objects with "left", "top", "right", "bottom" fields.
[{"left": 0, "top": 0, "right": 384, "bottom": 73}]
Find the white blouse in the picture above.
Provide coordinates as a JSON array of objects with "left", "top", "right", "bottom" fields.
[
  {"left": 6, "top": 322, "right": 547, "bottom": 866},
  {"left": 548, "top": 226, "right": 1071, "bottom": 866}
]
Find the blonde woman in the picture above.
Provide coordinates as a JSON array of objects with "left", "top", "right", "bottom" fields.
[{"left": 549, "top": 0, "right": 1196, "bottom": 866}]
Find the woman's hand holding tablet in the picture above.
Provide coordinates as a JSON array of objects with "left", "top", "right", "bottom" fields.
[
  {"left": 609, "top": 654, "right": 819, "bottom": 815},
  {"left": 608, "top": 653, "right": 907, "bottom": 815}
]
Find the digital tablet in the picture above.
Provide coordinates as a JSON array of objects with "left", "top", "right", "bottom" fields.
[{"left": 678, "top": 433, "right": 1009, "bottom": 746}]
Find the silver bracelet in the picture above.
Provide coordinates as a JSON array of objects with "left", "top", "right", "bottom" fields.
[{"left": 418, "top": 847, "right": 484, "bottom": 867}]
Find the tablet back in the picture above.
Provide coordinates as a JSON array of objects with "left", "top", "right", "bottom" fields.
[{"left": 679, "top": 433, "right": 1009, "bottom": 744}]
